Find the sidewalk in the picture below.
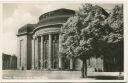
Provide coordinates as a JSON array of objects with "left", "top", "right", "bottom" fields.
[
  {"left": 2, "top": 70, "right": 123, "bottom": 80},
  {"left": 87, "top": 72, "right": 124, "bottom": 80}
]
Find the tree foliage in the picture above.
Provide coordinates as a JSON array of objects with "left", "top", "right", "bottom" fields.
[
  {"left": 103, "top": 5, "right": 123, "bottom": 44},
  {"left": 60, "top": 4, "right": 123, "bottom": 77},
  {"left": 61, "top": 4, "right": 123, "bottom": 59},
  {"left": 102, "top": 5, "right": 123, "bottom": 71},
  {"left": 60, "top": 4, "right": 110, "bottom": 59}
]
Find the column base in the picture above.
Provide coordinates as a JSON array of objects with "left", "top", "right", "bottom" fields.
[{"left": 58, "top": 68, "right": 63, "bottom": 70}]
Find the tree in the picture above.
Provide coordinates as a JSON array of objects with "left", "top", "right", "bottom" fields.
[
  {"left": 61, "top": 4, "right": 123, "bottom": 78},
  {"left": 60, "top": 4, "right": 109, "bottom": 78},
  {"left": 102, "top": 5, "right": 123, "bottom": 72}
]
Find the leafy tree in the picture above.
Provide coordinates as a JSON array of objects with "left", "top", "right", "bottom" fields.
[
  {"left": 102, "top": 5, "right": 123, "bottom": 72},
  {"left": 60, "top": 4, "right": 109, "bottom": 78},
  {"left": 60, "top": 4, "right": 123, "bottom": 78}
]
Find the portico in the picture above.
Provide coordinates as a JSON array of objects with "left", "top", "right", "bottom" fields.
[{"left": 32, "top": 33, "right": 62, "bottom": 70}]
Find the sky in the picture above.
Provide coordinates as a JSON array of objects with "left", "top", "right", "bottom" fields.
[{"left": 2, "top": 2, "right": 119, "bottom": 56}]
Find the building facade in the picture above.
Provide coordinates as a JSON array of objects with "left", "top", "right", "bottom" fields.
[
  {"left": 2, "top": 53, "right": 17, "bottom": 70},
  {"left": 17, "top": 8, "right": 123, "bottom": 72},
  {"left": 17, "top": 9, "right": 82, "bottom": 70}
]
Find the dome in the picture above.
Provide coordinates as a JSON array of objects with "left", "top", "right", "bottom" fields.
[
  {"left": 17, "top": 8, "right": 75, "bottom": 36},
  {"left": 36, "top": 8, "right": 75, "bottom": 29},
  {"left": 39, "top": 8, "right": 75, "bottom": 21}
]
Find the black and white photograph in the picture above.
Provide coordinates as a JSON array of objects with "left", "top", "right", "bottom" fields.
[{"left": 1, "top": 0, "right": 125, "bottom": 81}]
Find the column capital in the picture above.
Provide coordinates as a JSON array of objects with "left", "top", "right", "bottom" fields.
[
  {"left": 33, "top": 36, "right": 37, "bottom": 39},
  {"left": 33, "top": 36, "right": 35, "bottom": 40}
]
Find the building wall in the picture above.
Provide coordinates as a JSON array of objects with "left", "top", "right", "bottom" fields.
[
  {"left": 2, "top": 54, "right": 17, "bottom": 70},
  {"left": 74, "top": 58, "right": 83, "bottom": 70},
  {"left": 17, "top": 34, "right": 122, "bottom": 71},
  {"left": 17, "top": 35, "right": 28, "bottom": 70},
  {"left": 10, "top": 56, "right": 17, "bottom": 69},
  {"left": 27, "top": 35, "right": 32, "bottom": 70},
  {"left": 2, "top": 54, "right": 11, "bottom": 70},
  {"left": 87, "top": 57, "right": 103, "bottom": 72},
  {"left": 86, "top": 55, "right": 123, "bottom": 72},
  {"left": 103, "top": 55, "right": 123, "bottom": 72}
]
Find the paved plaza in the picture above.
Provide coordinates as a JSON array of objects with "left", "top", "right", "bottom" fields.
[
  {"left": 3, "top": 70, "right": 84, "bottom": 79},
  {"left": 3, "top": 70, "right": 123, "bottom": 80}
]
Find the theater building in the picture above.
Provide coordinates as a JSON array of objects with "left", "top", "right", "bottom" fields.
[
  {"left": 17, "top": 9, "right": 82, "bottom": 70},
  {"left": 17, "top": 8, "right": 123, "bottom": 72}
]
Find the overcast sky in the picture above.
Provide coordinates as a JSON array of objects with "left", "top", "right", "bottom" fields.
[{"left": 2, "top": 2, "right": 119, "bottom": 55}]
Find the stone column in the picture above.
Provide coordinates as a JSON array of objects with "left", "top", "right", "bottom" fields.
[
  {"left": 48, "top": 34, "right": 52, "bottom": 69},
  {"left": 41, "top": 35, "right": 44, "bottom": 70},
  {"left": 59, "top": 34, "right": 62, "bottom": 69},
  {"left": 59, "top": 57, "right": 62, "bottom": 69},
  {"left": 32, "top": 38, "right": 35, "bottom": 69},
  {"left": 35, "top": 37, "right": 38, "bottom": 69},
  {"left": 70, "top": 58, "right": 73, "bottom": 70}
]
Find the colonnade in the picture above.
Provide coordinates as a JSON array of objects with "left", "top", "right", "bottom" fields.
[{"left": 32, "top": 33, "right": 74, "bottom": 70}]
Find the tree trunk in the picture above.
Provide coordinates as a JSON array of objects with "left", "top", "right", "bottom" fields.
[{"left": 81, "top": 59, "right": 87, "bottom": 78}]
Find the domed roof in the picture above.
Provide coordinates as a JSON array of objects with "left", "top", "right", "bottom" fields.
[
  {"left": 17, "top": 8, "right": 75, "bottom": 36},
  {"left": 39, "top": 8, "right": 75, "bottom": 21},
  {"left": 37, "top": 8, "right": 75, "bottom": 28}
]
